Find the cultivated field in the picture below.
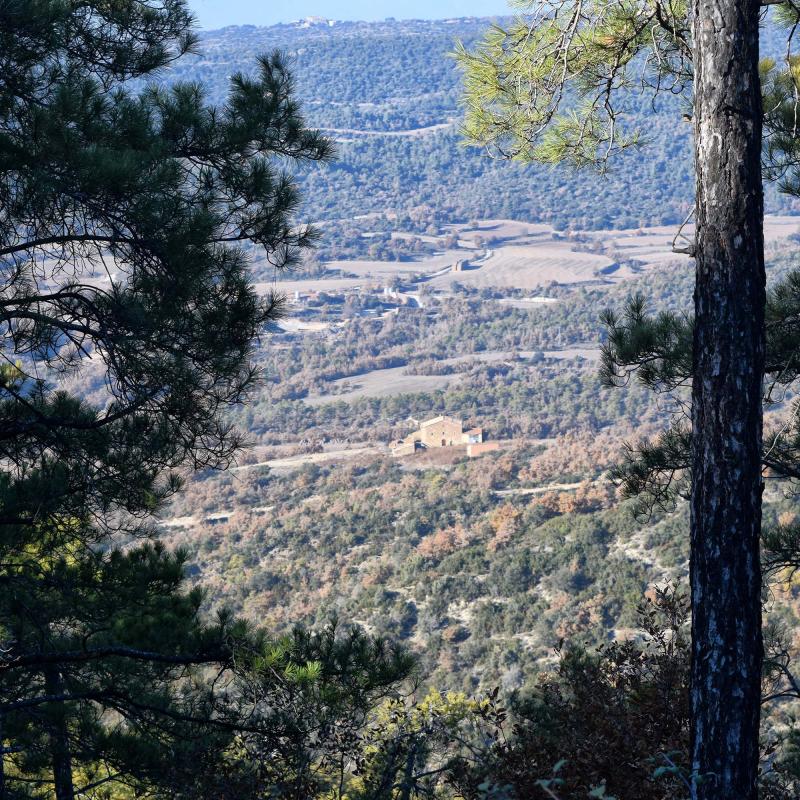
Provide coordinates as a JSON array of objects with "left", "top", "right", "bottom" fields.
[
  {"left": 251, "top": 214, "right": 800, "bottom": 328},
  {"left": 254, "top": 277, "right": 364, "bottom": 295},
  {"left": 581, "top": 215, "right": 800, "bottom": 269},
  {"left": 304, "top": 347, "right": 600, "bottom": 406},
  {"left": 233, "top": 213, "right": 800, "bottom": 450},
  {"left": 303, "top": 367, "right": 456, "bottom": 406},
  {"left": 325, "top": 249, "right": 463, "bottom": 278},
  {"left": 447, "top": 219, "right": 554, "bottom": 242},
  {"left": 430, "top": 243, "right": 613, "bottom": 290}
]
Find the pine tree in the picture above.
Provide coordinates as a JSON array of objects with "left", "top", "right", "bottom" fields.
[
  {"left": 689, "top": 3, "right": 764, "bottom": 794},
  {"left": 0, "top": 1, "right": 416, "bottom": 795},
  {"left": 0, "top": 0, "right": 331, "bottom": 535},
  {"left": 456, "top": 3, "right": 800, "bottom": 796},
  {"left": 0, "top": 530, "right": 414, "bottom": 797}
]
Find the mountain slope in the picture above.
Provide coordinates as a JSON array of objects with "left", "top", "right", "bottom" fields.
[{"left": 163, "top": 18, "right": 725, "bottom": 233}]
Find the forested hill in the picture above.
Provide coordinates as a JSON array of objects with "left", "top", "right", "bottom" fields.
[{"left": 164, "top": 17, "right": 794, "bottom": 233}]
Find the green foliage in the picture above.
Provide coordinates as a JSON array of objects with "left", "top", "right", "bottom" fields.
[
  {"left": 456, "top": 1, "right": 690, "bottom": 167},
  {"left": 601, "top": 294, "right": 692, "bottom": 394},
  {"left": 0, "top": 532, "right": 414, "bottom": 798},
  {"left": 601, "top": 257, "right": 800, "bottom": 505},
  {"left": 760, "top": 1, "right": 800, "bottom": 197},
  {"left": 454, "top": 0, "right": 800, "bottom": 238},
  {"left": 450, "top": 586, "right": 693, "bottom": 799},
  {"left": 171, "top": 19, "right": 720, "bottom": 234},
  {"left": 609, "top": 425, "right": 690, "bottom": 513},
  {"left": 0, "top": 3, "right": 424, "bottom": 798},
  {"left": 0, "top": 0, "right": 331, "bottom": 533},
  {"left": 342, "top": 688, "right": 505, "bottom": 799}
]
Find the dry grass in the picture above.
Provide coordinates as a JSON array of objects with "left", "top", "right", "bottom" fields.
[
  {"left": 304, "top": 366, "right": 460, "bottom": 406},
  {"left": 431, "top": 243, "right": 613, "bottom": 289}
]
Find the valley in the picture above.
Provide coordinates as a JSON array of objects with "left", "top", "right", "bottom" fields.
[
  {"left": 151, "top": 17, "right": 800, "bottom": 694},
  {"left": 9, "top": 6, "right": 800, "bottom": 795},
  {"left": 159, "top": 212, "right": 800, "bottom": 693}
]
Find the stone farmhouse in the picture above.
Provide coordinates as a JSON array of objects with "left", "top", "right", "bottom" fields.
[{"left": 390, "top": 415, "right": 486, "bottom": 457}]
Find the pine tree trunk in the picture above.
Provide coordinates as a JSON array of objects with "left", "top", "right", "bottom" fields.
[
  {"left": 44, "top": 665, "right": 75, "bottom": 800},
  {"left": 690, "top": 1, "right": 765, "bottom": 798},
  {"left": 0, "top": 711, "right": 6, "bottom": 799}
]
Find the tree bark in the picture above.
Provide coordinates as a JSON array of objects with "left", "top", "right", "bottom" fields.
[
  {"left": 44, "top": 665, "right": 75, "bottom": 800},
  {"left": 690, "top": 1, "right": 765, "bottom": 798},
  {"left": 0, "top": 711, "right": 6, "bottom": 799}
]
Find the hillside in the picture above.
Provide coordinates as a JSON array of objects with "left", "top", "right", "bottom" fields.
[
  {"left": 8, "top": 5, "right": 800, "bottom": 796},
  {"left": 155, "top": 236, "right": 800, "bottom": 691},
  {"left": 162, "top": 16, "right": 798, "bottom": 249},
  {"left": 145, "top": 16, "right": 800, "bottom": 693}
]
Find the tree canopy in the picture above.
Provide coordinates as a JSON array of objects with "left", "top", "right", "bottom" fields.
[{"left": 0, "top": 0, "right": 332, "bottom": 537}]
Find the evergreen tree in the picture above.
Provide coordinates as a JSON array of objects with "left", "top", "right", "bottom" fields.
[
  {"left": 689, "top": 3, "right": 764, "bottom": 795},
  {"left": 456, "top": 3, "right": 800, "bottom": 796},
  {"left": 0, "top": 1, "right": 415, "bottom": 796},
  {"left": 0, "top": 0, "right": 331, "bottom": 535},
  {"left": 0, "top": 528, "right": 414, "bottom": 797}
]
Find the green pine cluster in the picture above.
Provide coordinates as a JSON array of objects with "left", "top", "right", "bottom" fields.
[{"left": 0, "top": 2, "right": 413, "bottom": 797}]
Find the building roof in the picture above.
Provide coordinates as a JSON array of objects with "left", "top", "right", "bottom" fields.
[{"left": 420, "top": 415, "right": 461, "bottom": 428}]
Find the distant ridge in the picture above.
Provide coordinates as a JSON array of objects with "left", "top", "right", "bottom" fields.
[
  {"left": 172, "top": 17, "right": 797, "bottom": 233},
  {"left": 200, "top": 15, "right": 512, "bottom": 34}
]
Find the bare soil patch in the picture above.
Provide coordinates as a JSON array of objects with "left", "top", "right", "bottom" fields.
[{"left": 430, "top": 243, "right": 613, "bottom": 289}]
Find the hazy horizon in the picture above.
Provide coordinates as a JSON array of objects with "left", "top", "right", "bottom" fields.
[{"left": 188, "top": 0, "right": 510, "bottom": 30}]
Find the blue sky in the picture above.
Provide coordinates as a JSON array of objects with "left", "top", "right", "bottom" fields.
[{"left": 188, "top": 0, "right": 511, "bottom": 29}]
